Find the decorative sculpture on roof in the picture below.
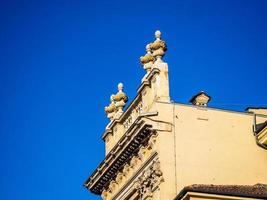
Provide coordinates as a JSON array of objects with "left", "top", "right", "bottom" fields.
[
  {"left": 140, "top": 44, "right": 155, "bottom": 74},
  {"left": 140, "top": 30, "right": 167, "bottom": 74},
  {"left": 114, "top": 83, "right": 128, "bottom": 115},
  {"left": 104, "top": 83, "right": 128, "bottom": 120},
  {"left": 104, "top": 95, "right": 116, "bottom": 120},
  {"left": 150, "top": 30, "right": 167, "bottom": 63}
]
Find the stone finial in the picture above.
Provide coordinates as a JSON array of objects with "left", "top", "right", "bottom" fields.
[
  {"left": 118, "top": 83, "right": 123, "bottom": 92},
  {"left": 104, "top": 95, "right": 117, "bottom": 120},
  {"left": 150, "top": 30, "right": 167, "bottom": 63},
  {"left": 140, "top": 44, "right": 155, "bottom": 74},
  {"left": 155, "top": 30, "right": 161, "bottom": 40},
  {"left": 114, "top": 83, "right": 128, "bottom": 116},
  {"left": 113, "top": 83, "right": 128, "bottom": 102},
  {"left": 139, "top": 30, "right": 167, "bottom": 74},
  {"left": 105, "top": 83, "right": 128, "bottom": 120}
]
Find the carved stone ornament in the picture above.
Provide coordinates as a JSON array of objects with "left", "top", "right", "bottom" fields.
[
  {"left": 140, "top": 30, "right": 167, "bottom": 75},
  {"left": 101, "top": 189, "right": 108, "bottom": 200},
  {"left": 109, "top": 180, "right": 118, "bottom": 193},
  {"left": 122, "top": 163, "right": 130, "bottom": 176},
  {"left": 150, "top": 30, "right": 167, "bottom": 63},
  {"left": 104, "top": 95, "right": 117, "bottom": 120},
  {"left": 140, "top": 44, "right": 155, "bottom": 74},
  {"left": 134, "top": 160, "right": 164, "bottom": 200},
  {"left": 115, "top": 172, "right": 124, "bottom": 184},
  {"left": 114, "top": 83, "right": 128, "bottom": 117},
  {"left": 104, "top": 141, "right": 157, "bottom": 199},
  {"left": 147, "top": 133, "right": 157, "bottom": 151},
  {"left": 104, "top": 83, "right": 128, "bottom": 120},
  {"left": 130, "top": 156, "right": 140, "bottom": 169}
]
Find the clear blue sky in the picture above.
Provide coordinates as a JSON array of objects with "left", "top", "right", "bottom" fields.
[{"left": 0, "top": 0, "right": 266, "bottom": 200}]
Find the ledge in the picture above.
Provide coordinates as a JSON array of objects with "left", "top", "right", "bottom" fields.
[{"left": 84, "top": 121, "right": 154, "bottom": 194}]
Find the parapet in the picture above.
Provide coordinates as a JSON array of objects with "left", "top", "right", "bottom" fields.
[{"left": 102, "top": 31, "right": 170, "bottom": 154}]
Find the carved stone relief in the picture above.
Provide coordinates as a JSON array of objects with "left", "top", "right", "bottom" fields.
[
  {"left": 134, "top": 160, "right": 163, "bottom": 200},
  {"left": 123, "top": 102, "right": 143, "bottom": 130},
  {"left": 101, "top": 132, "right": 159, "bottom": 200}
]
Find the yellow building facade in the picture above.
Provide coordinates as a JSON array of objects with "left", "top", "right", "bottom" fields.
[{"left": 84, "top": 31, "right": 267, "bottom": 200}]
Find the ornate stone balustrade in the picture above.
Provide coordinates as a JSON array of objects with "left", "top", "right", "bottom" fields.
[
  {"left": 103, "top": 68, "right": 161, "bottom": 154},
  {"left": 123, "top": 102, "right": 143, "bottom": 130}
]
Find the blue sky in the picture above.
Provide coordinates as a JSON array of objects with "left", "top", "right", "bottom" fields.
[{"left": 0, "top": 0, "right": 266, "bottom": 200}]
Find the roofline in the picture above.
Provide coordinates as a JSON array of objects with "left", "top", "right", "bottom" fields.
[
  {"left": 157, "top": 101, "right": 267, "bottom": 118},
  {"left": 245, "top": 107, "right": 267, "bottom": 111},
  {"left": 174, "top": 189, "right": 265, "bottom": 200},
  {"left": 174, "top": 184, "right": 267, "bottom": 200}
]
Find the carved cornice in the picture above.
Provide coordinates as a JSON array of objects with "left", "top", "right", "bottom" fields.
[
  {"left": 104, "top": 134, "right": 159, "bottom": 200},
  {"left": 85, "top": 68, "right": 163, "bottom": 195},
  {"left": 84, "top": 122, "right": 156, "bottom": 194}
]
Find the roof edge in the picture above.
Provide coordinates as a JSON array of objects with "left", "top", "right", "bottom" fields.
[{"left": 174, "top": 184, "right": 267, "bottom": 200}]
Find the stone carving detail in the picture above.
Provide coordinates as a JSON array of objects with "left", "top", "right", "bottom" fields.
[
  {"left": 122, "top": 163, "right": 130, "bottom": 176},
  {"left": 150, "top": 30, "right": 167, "bottom": 63},
  {"left": 115, "top": 172, "right": 124, "bottom": 185},
  {"left": 134, "top": 160, "right": 164, "bottom": 200},
  {"left": 136, "top": 102, "right": 143, "bottom": 115},
  {"left": 140, "top": 30, "right": 167, "bottom": 74},
  {"left": 140, "top": 44, "right": 155, "bottom": 74},
  {"left": 101, "top": 189, "right": 108, "bottom": 200},
  {"left": 123, "top": 102, "right": 143, "bottom": 130},
  {"left": 109, "top": 180, "right": 118, "bottom": 193},
  {"left": 138, "top": 146, "right": 147, "bottom": 161},
  {"left": 130, "top": 156, "right": 140, "bottom": 169},
  {"left": 104, "top": 132, "right": 159, "bottom": 199},
  {"left": 105, "top": 83, "right": 128, "bottom": 120},
  {"left": 114, "top": 83, "right": 128, "bottom": 115},
  {"left": 147, "top": 133, "right": 157, "bottom": 151},
  {"left": 123, "top": 115, "right": 132, "bottom": 130},
  {"left": 104, "top": 95, "right": 117, "bottom": 120}
]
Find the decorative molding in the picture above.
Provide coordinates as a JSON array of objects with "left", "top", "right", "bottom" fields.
[
  {"left": 111, "top": 152, "right": 159, "bottom": 200},
  {"left": 134, "top": 160, "right": 164, "bottom": 200},
  {"left": 84, "top": 123, "right": 156, "bottom": 195},
  {"left": 103, "top": 132, "right": 159, "bottom": 199},
  {"left": 123, "top": 102, "right": 143, "bottom": 130}
]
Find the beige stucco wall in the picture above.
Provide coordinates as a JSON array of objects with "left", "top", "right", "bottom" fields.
[
  {"left": 149, "top": 101, "right": 177, "bottom": 199},
  {"left": 153, "top": 102, "right": 267, "bottom": 199},
  {"left": 144, "top": 101, "right": 267, "bottom": 199}
]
